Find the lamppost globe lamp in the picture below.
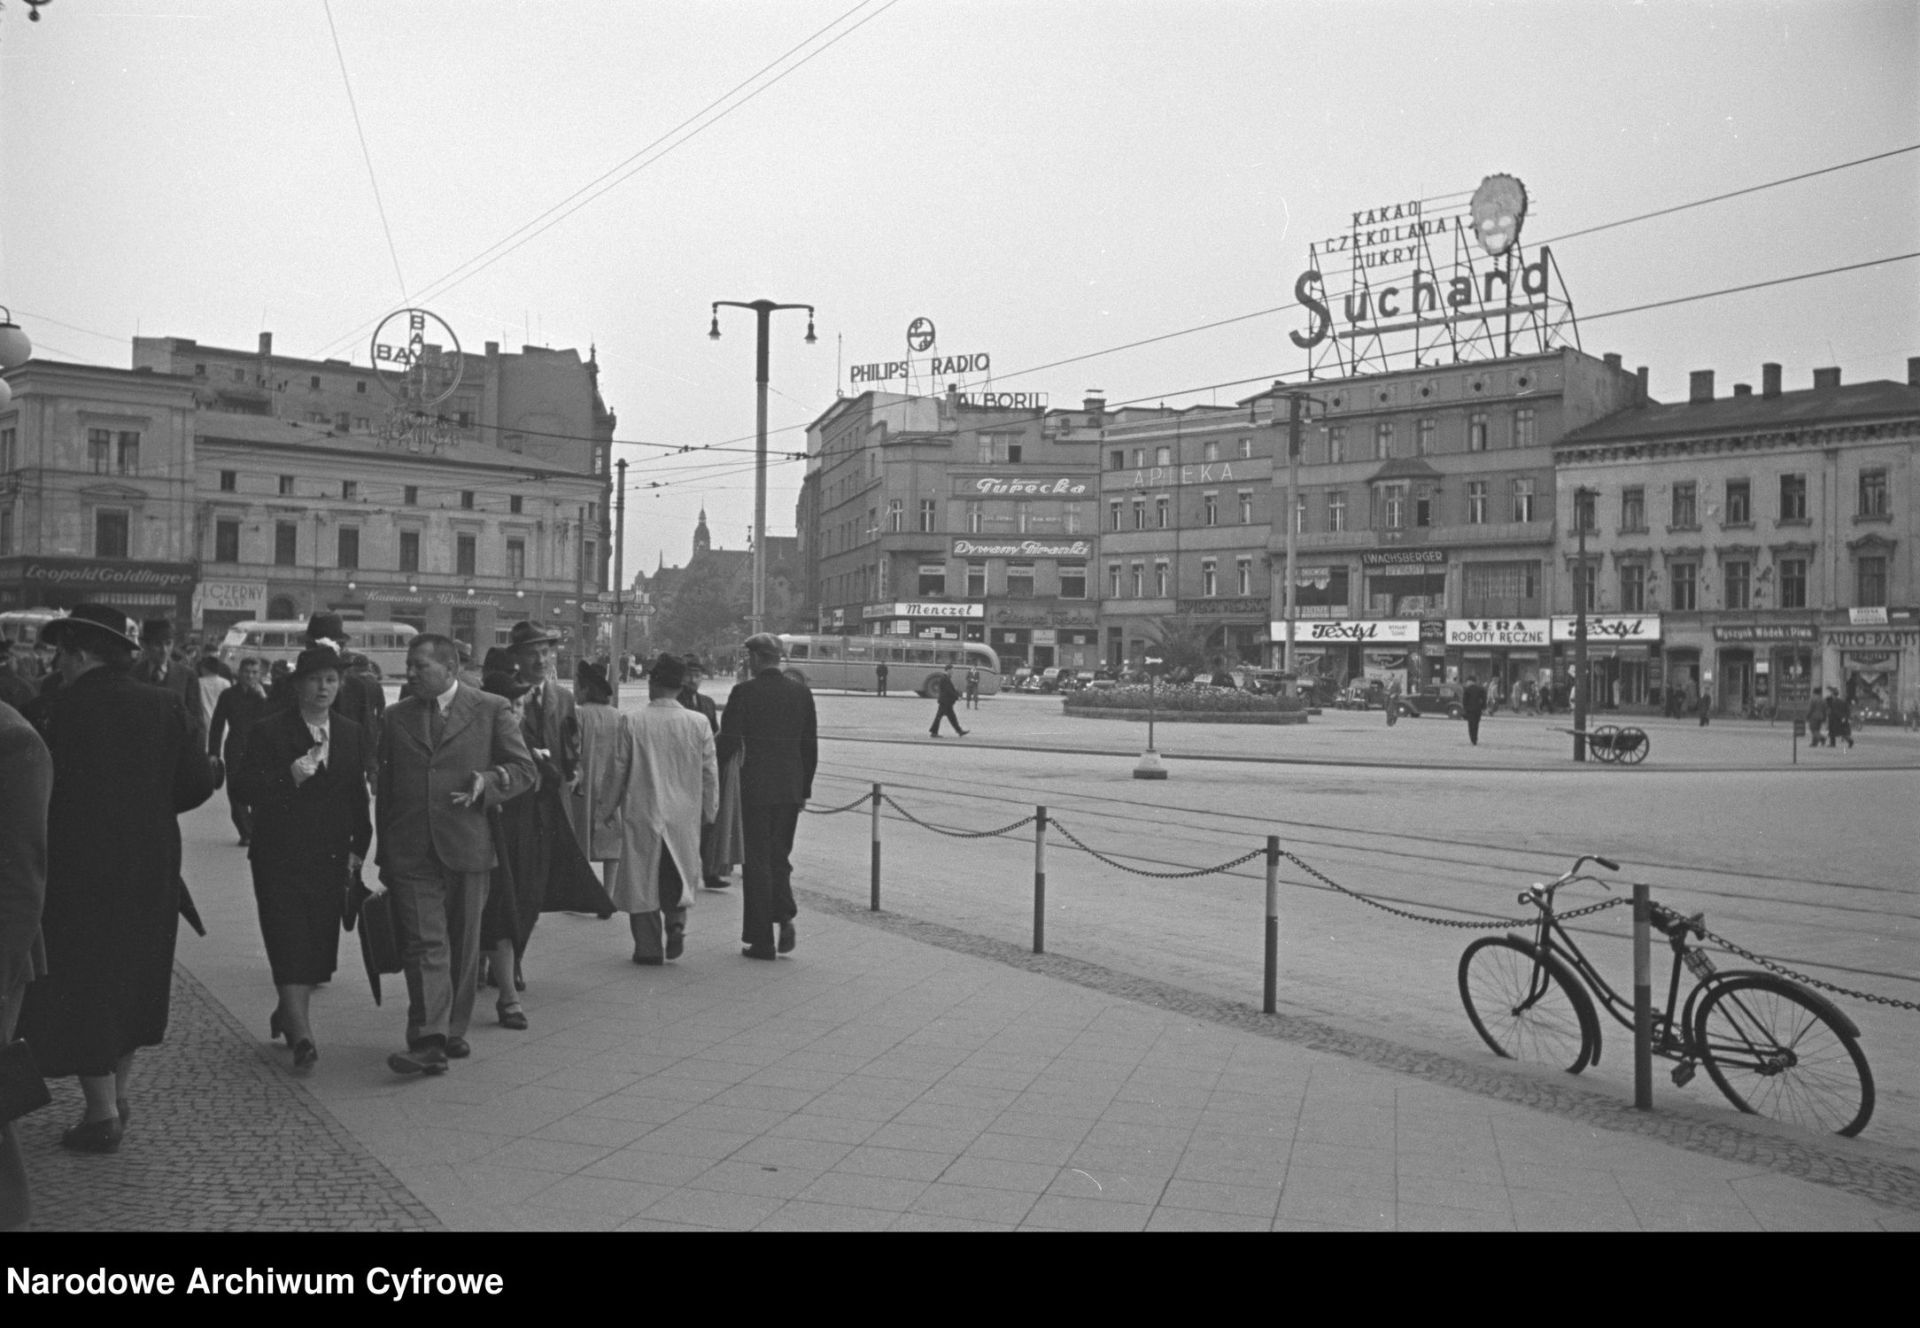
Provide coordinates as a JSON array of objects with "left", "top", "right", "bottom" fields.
[{"left": 0, "top": 309, "right": 30, "bottom": 369}]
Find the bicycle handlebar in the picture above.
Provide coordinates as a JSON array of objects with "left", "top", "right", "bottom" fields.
[{"left": 1517, "top": 854, "right": 1622, "bottom": 908}]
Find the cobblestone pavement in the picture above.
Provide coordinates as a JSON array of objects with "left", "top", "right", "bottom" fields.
[{"left": 18, "top": 966, "right": 441, "bottom": 1232}]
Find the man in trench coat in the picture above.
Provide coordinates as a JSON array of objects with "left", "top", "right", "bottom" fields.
[{"left": 609, "top": 654, "right": 717, "bottom": 963}]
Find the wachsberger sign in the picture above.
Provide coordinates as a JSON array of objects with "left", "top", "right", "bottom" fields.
[
  {"left": 1361, "top": 548, "right": 1447, "bottom": 567},
  {"left": 951, "top": 538, "right": 1091, "bottom": 559},
  {"left": 1299, "top": 620, "right": 1420, "bottom": 644},
  {"left": 863, "top": 601, "right": 984, "bottom": 620},
  {"left": 1549, "top": 615, "right": 1662, "bottom": 643},
  {"left": 955, "top": 475, "right": 1091, "bottom": 499},
  {"left": 1446, "top": 618, "right": 1549, "bottom": 647}
]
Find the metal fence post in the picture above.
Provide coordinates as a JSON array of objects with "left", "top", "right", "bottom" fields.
[
  {"left": 1633, "top": 882, "right": 1653, "bottom": 1111},
  {"left": 870, "top": 783, "right": 882, "bottom": 911},
  {"left": 1263, "top": 836, "right": 1280, "bottom": 1014},
  {"left": 1033, "top": 806, "right": 1048, "bottom": 954}
]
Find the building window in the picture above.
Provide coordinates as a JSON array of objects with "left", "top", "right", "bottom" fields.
[
  {"left": 279, "top": 475, "right": 294, "bottom": 496},
  {"left": 218, "top": 469, "right": 236, "bottom": 492},
  {"left": 1327, "top": 426, "right": 1346, "bottom": 464},
  {"left": 1463, "top": 561, "right": 1541, "bottom": 616},
  {"left": 499, "top": 538, "right": 523, "bottom": 580},
  {"left": 968, "top": 561, "right": 987, "bottom": 597},
  {"left": 88, "top": 428, "right": 111, "bottom": 473},
  {"left": 1201, "top": 559, "right": 1218, "bottom": 597},
  {"left": 1239, "top": 490, "right": 1254, "bottom": 524},
  {"left": 1379, "top": 482, "right": 1407, "bottom": 529},
  {"left": 887, "top": 498, "right": 903, "bottom": 533},
  {"left": 1109, "top": 449, "right": 1125, "bottom": 471},
  {"left": 1155, "top": 446, "right": 1172, "bottom": 466},
  {"left": 215, "top": 519, "right": 240, "bottom": 563},
  {"left": 1203, "top": 441, "right": 1220, "bottom": 462},
  {"left": 399, "top": 531, "right": 420, "bottom": 573},
  {"left": 456, "top": 534, "right": 476, "bottom": 576},
  {"left": 1724, "top": 559, "right": 1750, "bottom": 609},
  {"left": 1060, "top": 562, "right": 1087, "bottom": 600},
  {"left": 1621, "top": 486, "right": 1645, "bottom": 532},
  {"left": 1725, "top": 479, "right": 1750, "bottom": 525},
  {"left": 1573, "top": 489, "right": 1596, "bottom": 533},
  {"left": 1417, "top": 417, "right": 1435, "bottom": 455},
  {"left": 919, "top": 499, "right": 936, "bottom": 533},
  {"left": 1237, "top": 437, "right": 1253, "bottom": 459},
  {"left": 1132, "top": 499, "right": 1146, "bottom": 530},
  {"left": 1236, "top": 556, "right": 1253, "bottom": 596},
  {"left": 1619, "top": 563, "right": 1646, "bottom": 612},
  {"left": 355, "top": 417, "right": 369, "bottom": 432},
  {"left": 1130, "top": 563, "right": 1144, "bottom": 597},
  {"left": 356, "top": 380, "right": 367, "bottom": 394},
  {"left": 1780, "top": 474, "right": 1807, "bottom": 521},
  {"left": 1779, "top": 557, "right": 1807, "bottom": 609},
  {"left": 1670, "top": 562, "right": 1696, "bottom": 611},
  {"left": 1132, "top": 448, "right": 1146, "bottom": 468},
  {"left": 95, "top": 509, "right": 131, "bottom": 559},
  {"left": 115, "top": 431, "right": 140, "bottom": 474},
  {"left": 1573, "top": 562, "right": 1596, "bottom": 613},
  {"left": 1467, "top": 480, "right": 1488, "bottom": 525},
  {"left": 1374, "top": 422, "right": 1393, "bottom": 460},
  {"left": 1671, "top": 481, "right": 1697, "bottom": 528},
  {"left": 509, "top": 495, "right": 522, "bottom": 515},
  {"left": 1203, "top": 492, "right": 1218, "bottom": 527},
  {"left": 274, "top": 521, "right": 297, "bottom": 566},
  {"left": 1063, "top": 503, "right": 1082, "bottom": 534},
  {"left": 0, "top": 427, "right": 12, "bottom": 471},
  {"left": 1468, "top": 413, "right": 1488, "bottom": 452},
  {"left": 337, "top": 527, "right": 360, "bottom": 569},
  {"left": 1328, "top": 490, "right": 1347, "bottom": 532},
  {"left": 1414, "top": 491, "right": 1432, "bottom": 528},
  {"left": 1154, "top": 561, "right": 1170, "bottom": 597},
  {"left": 234, "top": 368, "right": 246, "bottom": 383},
  {"left": 1107, "top": 563, "right": 1121, "bottom": 598},
  {"left": 1514, "top": 408, "right": 1536, "bottom": 449},
  {"left": 0, "top": 507, "right": 10, "bottom": 557},
  {"left": 918, "top": 562, "right": 945, "bottom": 596},
  {"left": 1295, "top": 493, "right": 1307, "bottom": 534},
  {"left": 404, "top": 485, "right": 418, "bottom": 506},
  {"left": 1857, "top": 556, "right": 1888, "bottom": 607},
  {"left": 1016, "top": 506, "right": 1031, "bottom": 535},
  {"left": 1512, "top": 478, "right": 1536, "bottom": 524},
  {"left": 968, "top": 502, "right": 984, "bottom": 534},
  {"left": 1006, "top": 561, "right": 1035, "bottom": 598},
  {"left": 1108, "top": 500, "right": 1122, "bottom": 531},
  {"left": 1859, "top": 468, "right": 1890, "bottom": 518},
  {"left": 460, "top": 490, "right": 475, "bottom": 511},
  {"left": 341, "top": 480, "right": 358, "bottom": 501},
  {"left": 1155, "top": 496, "right": 1170, "bottom": 529}
]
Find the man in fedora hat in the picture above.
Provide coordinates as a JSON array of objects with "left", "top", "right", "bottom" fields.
[
  {"left": 18, "top": 605, "right": 216, "bottom": 1150},
  {"left": 720, "top": 633, "right": 815, "bottom": 959},
  {"left": 133, "top": 618, "right": 207, "bottom": 753}
]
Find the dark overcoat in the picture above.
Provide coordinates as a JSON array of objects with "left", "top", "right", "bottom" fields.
[
  {"left": 17, "top": 667, "right": 216, "bottom": 1077},
  {"left": 720, "top": 668, "right": 817, "bottom": 807}
]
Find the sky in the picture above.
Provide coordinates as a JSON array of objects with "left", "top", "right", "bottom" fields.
[{"left": 3, "top": 0, "right": 1916, "bottom": 580}]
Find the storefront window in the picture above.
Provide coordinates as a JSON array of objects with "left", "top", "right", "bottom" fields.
[{"left": 919, "top": 563, "right": 946, "bottom": 595}]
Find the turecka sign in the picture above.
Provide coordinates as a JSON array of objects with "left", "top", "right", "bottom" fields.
[{"left": 1289, "top": 174, "right": 1579, "bottom": 378}]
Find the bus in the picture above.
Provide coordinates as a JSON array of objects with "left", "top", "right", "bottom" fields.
[
  {"left": 0, "top": 608, "right": 65, "bottom": 650},
  {"left": 218, "top": 619, "right": 419, "bottom": 680},
  {"left": 775, "top": 634, "right": 1000, "bottom": 698}
]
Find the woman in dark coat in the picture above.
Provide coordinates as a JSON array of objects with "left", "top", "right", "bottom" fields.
[
  {"left": 16, "top": 604, "right": 216, "bottom": 1153},
  {"left": 232, "top": 645, "right": 371, "bottom": 1070}
]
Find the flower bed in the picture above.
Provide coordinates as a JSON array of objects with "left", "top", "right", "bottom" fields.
[{"left": 1062, "top": 683, "right": 1310, "bottom": 725}]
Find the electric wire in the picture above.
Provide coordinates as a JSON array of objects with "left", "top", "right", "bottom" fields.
[{"left": 321, "top": 0, "right": 408, "bottom": 303}]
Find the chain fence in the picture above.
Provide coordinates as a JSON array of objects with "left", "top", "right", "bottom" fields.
[{"left": 807, "top": 781, "right": 1919, "bottom": 1016}]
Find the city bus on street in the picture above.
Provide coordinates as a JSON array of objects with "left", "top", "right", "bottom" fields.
[
  {"left": 0, "top": 608, "right": 65, "bottom": 650},
  {"left": 217, "top": 619, "right": 418, "bottom": 679},
  {"left": 775, "top": 634, "right": 1000, "bottom": 697}
]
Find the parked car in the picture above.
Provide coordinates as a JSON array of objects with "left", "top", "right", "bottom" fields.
[{"left": 1392, "top": 682, "right": 1466, "bottom": 719}]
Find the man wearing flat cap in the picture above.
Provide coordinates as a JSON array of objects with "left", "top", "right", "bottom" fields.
[
  {"left": 719, "top": 633, "right": 816, "bottom": 959},
  {"left": 133, "top": 618, "right": 208, "bottom": 754}
]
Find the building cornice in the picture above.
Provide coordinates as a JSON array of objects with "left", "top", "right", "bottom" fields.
[{"left": 1556, "top": 417, "right": 1920, "bottom": 466}]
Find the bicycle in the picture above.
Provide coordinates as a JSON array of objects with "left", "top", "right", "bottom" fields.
[{"left": 1457, "top": 855, "right": 1875, "bottom": 1136}]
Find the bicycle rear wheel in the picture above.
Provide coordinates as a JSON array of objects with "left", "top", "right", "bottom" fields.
[
  {"left": 1459, "top": 937, "right": 1595, "bottom": 1074},
  {"left": 1692, "top": 973, "right": 1874, "bottom": 1137}
]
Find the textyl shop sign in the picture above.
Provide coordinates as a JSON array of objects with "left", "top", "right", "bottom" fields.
[
  {"left": 1301, "top": 620, "right": 1420, "bottom": 644},
  {"left": 1446, "top": 618, "right": 1548, "bottom": 647},
  {"left": 1549, "top": 615, "right": 1662, "bottom": 643},
  {"left": 956, "top": 475, "right": 1090, "bottom": 499}
]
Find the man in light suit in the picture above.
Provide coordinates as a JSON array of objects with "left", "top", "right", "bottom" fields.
[
  {"left": 719, "top": 633, "right": 817, "bottom": 960},
  {"left": 376, "top": 634, "right": 535, "bottom": 1075}
]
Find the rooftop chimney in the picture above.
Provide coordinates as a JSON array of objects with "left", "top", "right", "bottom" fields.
[
  {"left": 1689, "top": 369, "right": 1715, "bottom": 403},
  {"left": 258, "top": 331, "right": 272, "bottom": 357},
  {"left": 1812, "top": 367, "right": 1841, "bottom": 390},
  {"left": 1083, "top": 394, "right": 1106, "bottom": 415},
  {"left": 1762, "top": 363, "right": 1782, "bottom": 398},
  {"left": 1603, "top": 352, "right": 1622, "bottom": 371},
  {"left": 1909, "top": 356, "right": 1920, "bottom": 388},
  {"left": 1635, "top": 366, "right": 1649, "bottom": 402},
  {"left": 485, "top": 340, "right": 499, "bottom": 356},
  {"left": 1733, "top": 383, "right": 1752, "bottom": 397}
]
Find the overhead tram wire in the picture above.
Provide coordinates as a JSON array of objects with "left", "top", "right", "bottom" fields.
[
  {"left": 310, "top": 0, "right": 903, "bottom": 361},
  {"left": 322, "top": 0, "right": 408, "bottom": 303}
]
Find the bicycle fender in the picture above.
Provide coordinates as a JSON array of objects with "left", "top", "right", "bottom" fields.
[
  {"left": 1710, "top": 969, "right": 1862, "bottom": 1039},
  {"left": 1528, "top": 938, "right": 1604, "bottom": 1071}
]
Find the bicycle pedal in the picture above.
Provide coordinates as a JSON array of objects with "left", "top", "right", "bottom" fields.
[{"left": 1670, "top": 1061, "right": 1696, "bottom": 1088}]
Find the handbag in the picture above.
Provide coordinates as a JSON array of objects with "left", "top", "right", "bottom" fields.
[{"left": 0, "top": 1038, "right": 53, "bottom": 1125}]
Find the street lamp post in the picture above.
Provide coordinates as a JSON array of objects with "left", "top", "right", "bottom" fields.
[
  {"left": 709, "top": 299, "right": 815, "bottom": 635},
  {"left": 1572, "top": 486, "right": 1594, "bottom": 762},
  {"left": 613, "top": 457, "right": 627, "bottom": 703}
]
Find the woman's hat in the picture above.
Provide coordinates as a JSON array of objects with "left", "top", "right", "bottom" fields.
[
  {"left": 306, "top": 611, "right": 350, "bottom": 647},
  {"left": 508, "top": 620, "right": 561, "bottom": 648},
  {"left": 575, "top": 659, "right": 610, "bottom": 697},
  {"left": 40, "top": 603, "right": 142, "bottom": 652},
  {"left": 291, "top": 644, "right": 348, "bottom": 680},
  {"left": 482, "top": 646, "right": 531, "bottom": 699}
]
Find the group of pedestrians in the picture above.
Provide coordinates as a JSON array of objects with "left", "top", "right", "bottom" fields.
[
  {"left": 1805, "top": 688, "right": 1856, "bottom": 750},
  {"left": 0, "top": 606, "right": 818, "bottom": 1226}
]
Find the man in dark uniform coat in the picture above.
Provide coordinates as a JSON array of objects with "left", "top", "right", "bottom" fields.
[
  {"left": 18, "top": 604, "right": 216, "bottom": 1153},
  {"left": 1462, "top": 679, "right": 1488, "bottom": 746},
  {"left": 209, "top": 657, "right": 271, "bottom": 845},
  {"left": 720, "top": 633, "right": 817, "bottom": 959},
  {"left": 132, "top": 618, "right": 207, "bottom": 755}
]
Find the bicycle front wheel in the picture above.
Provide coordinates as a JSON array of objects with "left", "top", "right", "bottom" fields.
[
  {"left": 1692, "top": 974, "right": 1874, "bottom": 1137},
  {"left": 1459, "top": 937, "right": 1594, "bottom": 1074}
]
